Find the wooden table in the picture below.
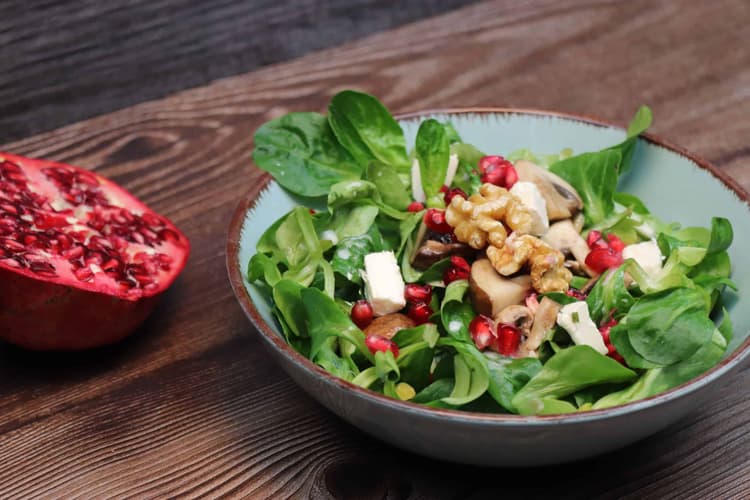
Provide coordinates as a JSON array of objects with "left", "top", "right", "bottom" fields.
[{"left": 2, "top": 0, "right": 749, "bottom": 497}]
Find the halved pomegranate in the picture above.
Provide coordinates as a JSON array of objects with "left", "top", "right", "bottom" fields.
[{"left": 0, "top": 153, "right": 189, "bottom": 350}]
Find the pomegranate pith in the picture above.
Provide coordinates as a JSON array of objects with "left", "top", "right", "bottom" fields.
[{"left": 0, "top": 153, "right": 190, "bottom": 350}]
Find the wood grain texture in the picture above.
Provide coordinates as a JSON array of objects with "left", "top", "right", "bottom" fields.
[
  {"left": 0, "top": 0, "right": 477, "bottom": 143},
  {"left": 1, "top": 0, "right": 749, "bottom": 498}
]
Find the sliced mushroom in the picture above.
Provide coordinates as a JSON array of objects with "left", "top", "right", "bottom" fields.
[
  {"left": 513, "top": 160, "right": 583, "bottom": 221},
  {"left": 469, "top": 258, "right": 531, "bottom": 317},
  {"left": 363, "top": 313, "right": 416, "bottom": 339},
  {"left": 410, "top": 221, "right": 475, "bottom": 270},
  {"left": 572, "top": 212, "right": 585, "bottom": 234},
  {"left": 518, "top": 297, "right": 561, "bottom": 357},
  {"left": 412, "top": 240, "right": 476, "bottom": 270},
  {"left": 494, "top": 305, "right": 533, "bottom": 332},
  {"left": 542, "top": 219, "right": 595, "bottom": 277}
]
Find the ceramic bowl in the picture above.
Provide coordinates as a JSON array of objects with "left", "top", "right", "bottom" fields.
[{"left": 226, "top": 108, "right": 750, "bottom": 466}]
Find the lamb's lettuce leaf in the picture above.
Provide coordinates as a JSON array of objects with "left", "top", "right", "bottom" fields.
[
  {"left": 511, "top": 346, "right": 637, "bottom": 415},
  {"left": 415, "top": 118, "right": 451, "bottom": 202}
]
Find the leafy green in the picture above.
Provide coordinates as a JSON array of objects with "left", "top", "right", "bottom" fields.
[
  {"left": 594, "top": 329, "right": 726, "bottom": 409},
  {"left": 272, "top": 279, "right": 308, "bottom": 338},
  {"left": 330, "top": 226, "right": 385, "bottom": 285},
  {"left": 440, "top": 280, "right": 473, "bottom": 342},
  {"left": 301, "top": 287, "right": 372, "bottom": 363},
  {"left": 585, "top": 265, "right": 634, "bottom": 324},
  {"left": 438, "top": 338, "right": 490, "bottom": 406},
  {"left": 415, "top": 118, "right": 450, "bottom": 200},
  {"left": 253, "top": 112, "right": 361, "bottom": 197},
  {"left": 364, "top": 162, "right": 412, "bottom": 211},
  {"left": 617, "top": 288, "right": 715, "bottom": 366},
  {"left": 549, "top": 150, "right": 621, "bottom": 225},
  {"left": 512, "top": 346, "right": 637, "bottom": 415},
  {"left": 328, "top": 90, "right": 409, "bottom": 169},
  {"left": 484, "top": 353, "right": 542, "bottom": 413}
]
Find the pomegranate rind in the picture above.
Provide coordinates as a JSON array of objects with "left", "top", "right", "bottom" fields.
[
  {"left": 0, "top": 268, "right": 158, "bottom": 350},
  {"left": 0, "top": 152, "right": 189, "bottom": 350}
]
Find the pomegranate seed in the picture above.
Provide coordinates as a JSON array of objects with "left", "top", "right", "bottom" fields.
[
  {"left": 350, "top": 300, "right": 374, "bottom": 329},
  {"left": 63, "top": 245, "right": 85, "bottom": 259},
  {"left": 439, "top": 185, "right": 449, "bottom": 193},
  {"left": 407, "top": 301, "right": 433, "bottom": 325},
  {"left": 478, "top": 155, "right": 506, "bottom": 173},
  {"left": 469, "top": 315, "right": 495, "bottom": 350},
  {"left": 160, "top": 228, "right": 181, "bottom": 244},
  {"left": 607, "top": 343, "right": 617, "bottom": 355},
  {"left": 365, "top": 334, "right": 399, "bottom": 357},
  {"left": 29, "top": 261, "right": 57, "bottom": 277},
  {"left": 491, "top": 324, "right": 522, "bottom": 356},
  {"left": 407, "top": 201, "right": 425, "bottom": 212},
  {"left": 480, "top": 164, "right": 506, "bottom": 186},
  {"left": 73, "top": 267, "right": 95, "bottom": 282},
  {"left": 404, "top": 283, "right": 432, "bottom": 303},
  {"left": 450, "top": 255, "right": 471, "bottom": 273},
  {"left": 0, "top": 203, "right": 17, "bottom": 215},
  {"left": 443, "top": 266, "right": 469, "bottom": 285},
  {"left": 606, "top": 234, "right": 626, "bottom": 253},
  {"left": 1, "top": 238, "right": 25, "bottom": 253},
  {"left": 443, "top": 187, "right": 467, "bottom": 205},
  {"left": 503, "top": 165, "right": 519, "bottom": 189},
  {"left": 585, "top": 247, "right": 623, "bottom": 274},
  {"left": 102, "top": 259, "right": 119, "bottom": 272},
  {"left": 611, "top": 352, "right": 626, "bottom": 364},
  {"left": 586, "top": 230, "right": 602, "bottom": 249},
  {"left": 565, "top": 288, "right": 587, "bottom": 300},
  {"left": 423, "top": 208, "right": 453, "bottom": 234}
]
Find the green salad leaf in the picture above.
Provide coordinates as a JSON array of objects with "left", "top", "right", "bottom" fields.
[
  {"left": 328, "top": 90, "right": 410, "bottom": 169},
  {"left": 253, "top": 112, "right": 361, "bottom": 197}
]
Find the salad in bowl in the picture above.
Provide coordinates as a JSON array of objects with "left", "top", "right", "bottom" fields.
[{"left": 244, "top": 91, "right": 736, "bottom": 417}]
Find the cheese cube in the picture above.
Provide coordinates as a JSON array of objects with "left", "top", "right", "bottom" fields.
[
  {"left": 361, "top": 251, "right": 406, "bottom": 316},
  {"left": 510, "top": 181, "right": 549, "bottom": 235},
  {"left": 556, "top": 301, "right": 608, "bottom": 355},
  {"left": 622, "top": 240, "right": 664, "bottom": 276}
]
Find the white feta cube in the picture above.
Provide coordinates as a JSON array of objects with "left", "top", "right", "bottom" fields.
[
  {"left": 556, "top": 302, "right": 608, "bottom": 355},
  {"left": 510, "top": 181, "right": 549, "bottom": 235},
  {"left": 361, "top": 251, "right": 406, "bottom": 316},
  {"left": 622, "top": 240, "right": 664, "bottom": 276}
]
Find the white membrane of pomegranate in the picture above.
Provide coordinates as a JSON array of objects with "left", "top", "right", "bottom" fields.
[{"left": 0, "top": 154, "right": 187, "bottom": 300}]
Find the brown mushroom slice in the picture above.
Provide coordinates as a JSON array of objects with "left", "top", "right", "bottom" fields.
[
  {"left": 469, "top": 258, "right": 532, "bottom": 317},
  {"left": 518, "top": 297, "right": 561, "bottom": 357},
  {"left": 542, "top": 219, "right": 595, "bottom": 277},
  {"left": 513, "top": 160, "right": 583, "bottom": 221},
  {"left": 363, "top": 313, "right": 416, "bottom": 339},
  {"left": 409, "top": 221, "right": 475, "bottom": 270},
  {"left": 494, "top": 305, "right": 533, "bottom": 331},
  {"left": 412, "top": 240, "right": 475, "bottom": 270}
]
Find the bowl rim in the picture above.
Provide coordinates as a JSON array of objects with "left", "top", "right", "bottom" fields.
[{"left": 226, "top": 107, "right": 750, "bottom": 425}]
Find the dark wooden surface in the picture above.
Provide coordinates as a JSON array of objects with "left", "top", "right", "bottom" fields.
[
  {"left": 2, "top": 0, "right": 750, "bottom": 498},
  {"left": 0, "top": 0, "right": 475, "bottom": 143}
]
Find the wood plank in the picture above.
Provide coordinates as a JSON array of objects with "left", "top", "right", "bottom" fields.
[
  {"left": 0, "top": 0, "right": 477, "bottom": 143},
  {"left": 1, "top": 0, "right": 749, "bottom": 497}
]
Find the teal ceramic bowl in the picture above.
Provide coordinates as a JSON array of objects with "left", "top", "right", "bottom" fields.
[{"left": 227, "top": 109, "right": 750, "bottom": 466}]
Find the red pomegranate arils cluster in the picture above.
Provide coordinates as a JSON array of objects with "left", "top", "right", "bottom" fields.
[
  {"left": 423, "top": 208, "right": 453, "bottom": 234},
  {"left": 599, "top": 316, "right": 626, "bottom": 364},
  {"left": 440, "top": 185, "right": 467, "bottom": 205},
  {"left": 469, "top": 315, "right": 522, "bottom": 356},
  {"left": 443, "top": 255, "right": 470, "bottom": 285},
  {"left": 365, "top": 334, "right": 399, "bottom": 358},
  {"left": 584, "top": 230, "right": 625, "bottom": 274},
  {"left": 403, "top": 283, "right": 433, "bottom": 325},
  {"left": 0, "top": 156, "right": 182, "bottom": 297},
  {"left": 477, "top": 155, "right": 519, "bottom": 189}
]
